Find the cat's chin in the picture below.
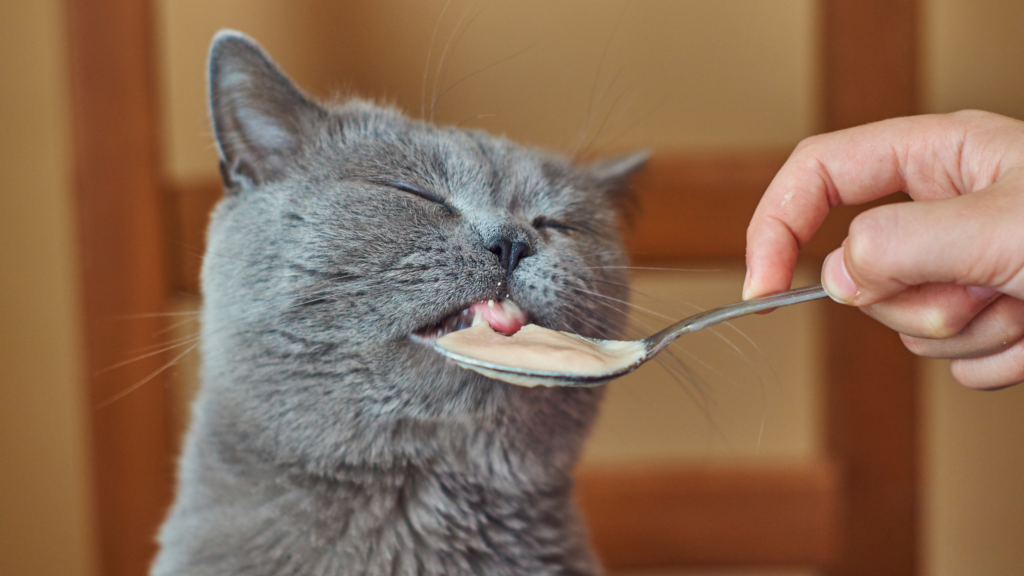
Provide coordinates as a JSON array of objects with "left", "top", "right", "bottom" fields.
[{"left": 410, "top": 299, "right": 527, "bottom": 344}]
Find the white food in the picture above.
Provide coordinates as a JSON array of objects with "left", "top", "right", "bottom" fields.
[{"left": 436, "top": 323, "right": 645, "bottom": 387}]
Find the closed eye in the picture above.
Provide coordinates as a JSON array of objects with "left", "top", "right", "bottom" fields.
[
  {"left": 385, "top": 180, "right": 447, "bottom": 206},
  {"left": 532, "top": 216, "right": 581, "bottom": 234}
]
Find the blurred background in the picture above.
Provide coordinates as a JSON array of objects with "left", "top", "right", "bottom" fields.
[{"left": 2, "top": 1, "right": 1023, "bottom": 575}]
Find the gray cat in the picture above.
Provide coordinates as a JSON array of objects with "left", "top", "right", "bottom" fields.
[{"left": 153, "top": 30, "right": 646, "bottom": 576}]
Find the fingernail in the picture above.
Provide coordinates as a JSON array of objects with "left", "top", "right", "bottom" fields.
[
  {"left": 822, "top": 247, "right": 858, "bottom": 304},
  {"left": 742, "top": 266, "right": 752, "bottom": 300},
  {"left": 966, "top": 286, "right": 999, "bottom": 301}
]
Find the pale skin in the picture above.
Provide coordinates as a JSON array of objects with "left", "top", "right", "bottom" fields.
[{"left": 743, "top": 110, "right": 1024, "bottom": 390}]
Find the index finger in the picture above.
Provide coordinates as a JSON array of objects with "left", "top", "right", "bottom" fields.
[{"left": 743, "top": 113, "right": 972, "bottom": 300}]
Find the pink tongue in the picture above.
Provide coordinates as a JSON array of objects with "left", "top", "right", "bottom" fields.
[{"left": 470, "top": 300, "right": 527, "bottom": 335}]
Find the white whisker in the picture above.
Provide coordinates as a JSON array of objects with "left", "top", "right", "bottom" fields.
[
  {"left": 565, "top": 284, "right": 676, "bottom": 322},
  {"left": 422, "top": 0, "right": 456, "bottom": 118},
  {"left": 95, "top": 334, "right": 202, "bottom": 376},
  {"left": 96, "top": 343, "right": 201, "bottom": 409}
]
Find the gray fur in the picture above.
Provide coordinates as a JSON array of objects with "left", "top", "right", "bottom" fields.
[{"left": 153, "top": 30, "right": 646, "bottom": 576}]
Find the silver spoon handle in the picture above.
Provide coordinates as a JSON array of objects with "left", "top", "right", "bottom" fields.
[{"left": 645, "top": 284, "right": 829, "bottom": 355}]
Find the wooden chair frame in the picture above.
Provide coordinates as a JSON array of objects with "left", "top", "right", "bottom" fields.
[{"left": 66, "top": 1, "right": 919, "bottom": 574}]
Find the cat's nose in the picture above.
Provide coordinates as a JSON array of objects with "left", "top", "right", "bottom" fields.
[{"left": 488, "top": 238, "right": 531, "bottom": 277}]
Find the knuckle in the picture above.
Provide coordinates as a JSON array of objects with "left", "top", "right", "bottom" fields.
[
  {"left": 921, "top": 307, "right": 965, "bottom": 339},
  {"left": 845, "top": 209, "right": 896, "bottom": 277},
  {"left": 793, "top": 134, "right": 824, "bottom": 155}
]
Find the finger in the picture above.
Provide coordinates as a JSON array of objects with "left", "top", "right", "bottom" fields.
[
  {"left": 820, "top": 178, "right": 1024, "bottom": 306},
  {"left": 744, "top": 111, "right": 1024, "bottom": 301},
  {"left": 901, "top": 295, "right": 1024, "bottom": 359},
  {"left": 858, "top": 283, "right": 1002, "bottom": 338},
  {"left": 745, "top": 114, "right": 964, "bottom": 300},
  {"left": 950, "top": 338, "right": 1024, "bottom": 390}
]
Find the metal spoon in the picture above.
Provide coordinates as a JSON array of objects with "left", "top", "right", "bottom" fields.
[{"left": 434, "top": 284, "right": 829, "bottom": 387}]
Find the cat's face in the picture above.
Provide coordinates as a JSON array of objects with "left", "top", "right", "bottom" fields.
[{"left": 198, "top": 31, "right": 645, "bottom": 472}]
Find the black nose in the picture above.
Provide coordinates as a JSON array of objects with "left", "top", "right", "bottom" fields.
[{"left": 488, "top": 238, "right": 531, "bottom": 277}]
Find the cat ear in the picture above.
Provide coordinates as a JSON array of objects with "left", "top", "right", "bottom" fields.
[
  {"left": 208, "top": 30, "right": 325, "bottom": 191},
  {"left": 588, "top": 152, "right": 650, "bottom": 219},
  {"left": 589, "top": 151, "right": 650, "bottom": 185}
]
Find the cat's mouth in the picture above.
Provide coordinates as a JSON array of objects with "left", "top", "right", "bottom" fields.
[{"left": 411, "top": 299, "right": 527, "bottom": 344}]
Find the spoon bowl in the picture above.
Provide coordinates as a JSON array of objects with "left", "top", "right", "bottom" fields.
[{"left": 434, "top": 284, "right": 829, "bottom": 387}]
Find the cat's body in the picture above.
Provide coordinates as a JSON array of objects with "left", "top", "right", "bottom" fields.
[{"left": 153, "top": 31, "right": 645, "bottom": 576}]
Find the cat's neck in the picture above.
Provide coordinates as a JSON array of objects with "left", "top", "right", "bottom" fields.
[{"left": 160, "top": 437, "right": 598, "bottom": 576}]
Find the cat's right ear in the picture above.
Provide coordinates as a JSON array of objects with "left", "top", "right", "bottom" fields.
[{"left": 208, "top": 30, "right": 325, "bottom": 192}]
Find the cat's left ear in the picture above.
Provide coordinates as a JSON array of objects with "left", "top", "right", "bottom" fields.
[
  {"left": 208, "top": 30, "right": 326, "bottom": 192},
  {"left": 589, "top": 151, "right": 650, "bottom": 191}
]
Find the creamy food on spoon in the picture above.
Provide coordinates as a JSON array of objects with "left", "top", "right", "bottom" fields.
[{"left": 433, "top": 299, "right": 645, "bottom": 387}]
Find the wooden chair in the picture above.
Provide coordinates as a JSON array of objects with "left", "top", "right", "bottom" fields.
[{"left": 65, "top": 1, "right": 919, "bottom": 574}]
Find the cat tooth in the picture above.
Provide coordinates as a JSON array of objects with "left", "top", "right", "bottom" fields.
[
  {"left": 488, "top": 300, "right": 495, "bottom": 307},
  {"left": 462, "top": 309, "right": 469, "bottom": 315}
]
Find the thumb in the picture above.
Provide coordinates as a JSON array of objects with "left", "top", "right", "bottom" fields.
[{"left": 821, "top": 178, "right": 1024, "bottom": 305}]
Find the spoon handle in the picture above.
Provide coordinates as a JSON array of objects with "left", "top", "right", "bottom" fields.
[{"left": 645, "top": 284, "right": 830, "bottom": 355}]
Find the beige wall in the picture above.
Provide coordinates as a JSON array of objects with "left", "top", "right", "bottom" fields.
[
  {"left": 157, "top": 0, "right": 818, "bottom": 184},
  {"left": 0, "top": 1, "right": 96, "bottom": 576},
  {"left": 334, "top": 0, "right": 818, "bottom": 153},
  {"left": 155, "top": 0, "right": 366, "bottom": 183},
  {"left": 923, "top": 0, "right": 1024, "bottom": 119}
]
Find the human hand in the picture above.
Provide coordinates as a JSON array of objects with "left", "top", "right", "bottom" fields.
[{"left": 743, "top": 111, "right": 1024, "bottom": 389}]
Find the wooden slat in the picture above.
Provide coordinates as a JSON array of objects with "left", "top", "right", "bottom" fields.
[
  {"left": 823, "top": 306, "right": 918, "bottom": 576},
  {"left": 65, "top": 1, "right": 175, "bottom": 575},
  {"left": 576, "top": 462, "right": 841, "bottom": 570},
  {"left": 624, "top": 151, "right": 788, "bottom": 260},
  {"left": 624, "top": 152, "right": 898, "bottom": 263},
  {"left": 166, "top": 150, "right": 882, "bottom": 295},
  {"left": 164, "top": 153, "right": 786, "bottom": 295},
  {"left": 819, "top": 2, "right": 920, "bottom": 575},
  {"left": 821, "top": 0, "right": 919, "bottom": 130},
  {"left": 163, "top": 157, "right": 762, "bottom": 295}
]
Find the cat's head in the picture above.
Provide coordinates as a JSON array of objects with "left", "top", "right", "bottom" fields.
[{"left": 199, "top": 30, "right": 646, "bottom": 476}]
